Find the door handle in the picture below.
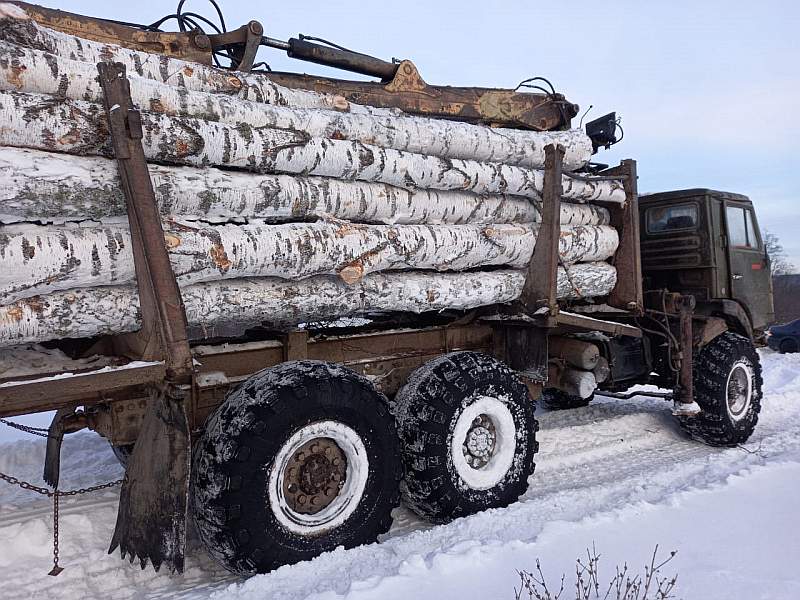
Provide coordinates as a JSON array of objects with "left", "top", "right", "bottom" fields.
[{"left": 732, "top": 274, "right": 743, "bottom": 280}]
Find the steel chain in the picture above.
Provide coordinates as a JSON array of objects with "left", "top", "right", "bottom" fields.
[
  {"left": 0, "top": 470, "right": 124, "bottom": 575},
  {"left": 0, "top": 418, "right": 54, "bottom": 439}
]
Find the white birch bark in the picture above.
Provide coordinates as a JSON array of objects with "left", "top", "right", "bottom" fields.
[
  {"left": 548, "top": 337, "right": 600, "bottom": 370},
  {"left": 0, "top": 221, "right": 618, "bottom": 301},
  {"left": 0, "top": 3, "right": 349, "bottom": 111},
  {"left": 0, "top": 91, "right": 627, "bottom": 203},
  {"left": 560, "top": 368, "right": 597, "bottom": 399},
  {"left": 0, "top": 41, "right": 594, "bottom": 170},
  {"left": 0, "top": 147, "right": 610, "bottom": 227},
  {"left": 556, "top": 261, "right": 617, "bottom": 299},
  {"left": 0, "top": 264, "right": 617, "bottom": 346}
]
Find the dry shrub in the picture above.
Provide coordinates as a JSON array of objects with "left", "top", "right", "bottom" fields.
[{"left": 514, "top": 544, "right": 678, "bottom": 600}]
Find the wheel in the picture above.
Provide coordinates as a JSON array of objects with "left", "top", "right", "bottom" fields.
[
  {"left": 393, "top": 351, "right": 538, "bottom": 523},
  {"left": 541, "top": 388, "right": 593, "bottom": 410},
  {"left": 191, "top": 361, "right": 402, "bottom": 574},
  {"left": 678, "top": 332, "right": 762, "bottom": 447},
  {"left": 779, "top": 338, "right": 798, "bottom": 354}
]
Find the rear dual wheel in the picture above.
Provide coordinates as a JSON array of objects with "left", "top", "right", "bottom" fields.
[
  {"left": 191, "top": 353, "right": 538, "bottom": 574},
  {"left": 393, "top": 352, "right": 539, "bottom": 523}
]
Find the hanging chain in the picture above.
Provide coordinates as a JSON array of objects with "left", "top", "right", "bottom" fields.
[
  {"left": 50, "top": 492, "right": 63, "bottom": 576},
  {"left": 0, "top": 418, "right": 54, "bottom": 439},
  {"left": 0, "top": 468, "right": 124, "bottom": 575}
]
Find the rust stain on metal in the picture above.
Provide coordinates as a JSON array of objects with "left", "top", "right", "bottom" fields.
[{"left": 9, "top": 1, "right": 212, "bottom": 63}]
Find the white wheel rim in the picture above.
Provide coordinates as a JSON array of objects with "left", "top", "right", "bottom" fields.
[
  {"left": 451, "top": 395, "right": 517, "bottom": 490},
  {"left": 268, "top": 421, "right": 369, "bottom": 535},
  {"left": 726, "top": 360, "right": 754, "bottom": 421}
]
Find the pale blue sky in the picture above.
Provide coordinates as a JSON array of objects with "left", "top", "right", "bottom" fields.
[{"left": 44, "top": 0, "right": 800, "bottom": 267}]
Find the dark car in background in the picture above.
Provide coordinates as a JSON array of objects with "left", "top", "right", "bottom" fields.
[{"left": 767, "top": 319, "right": 800, "bottom": 353}]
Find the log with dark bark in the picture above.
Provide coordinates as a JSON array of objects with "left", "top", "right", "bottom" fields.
[
  {"left": 0, "top": 221, "right": 619, "bottom": 302},
  {"left": 0, "top": 41, "right": 594, "bottom": 170},
  {"left": 0, "top": 148, "right": 612, "bottom": 226},
  {"left": 0, "top": 91, "right": 626, "bottom": 203},
  {"left": 0, "top": 264, "right": 617, "bottom": 346}
]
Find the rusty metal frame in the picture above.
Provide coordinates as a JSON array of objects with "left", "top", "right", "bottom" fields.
[
  {"left": 9, "top": 1, "right": 212, "bottom": 63},
  {"left": 599, "top": 159, "right": 643, "bottom": 313},
  {"left": 520, "top": 143, "right": 564, "bottom": 322},
  {"left": 266, "top": 67, "right": 577, "bottom": 130},
  {"left": 97, "top": 62, "right": 193, "bottom": 380}
]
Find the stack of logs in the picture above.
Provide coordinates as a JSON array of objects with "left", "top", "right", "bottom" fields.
[
  {"left": 548, "top": 337, "right": 610, "bottom": 399},
  {"left": 0, "top": 3, "right": 625, "bottom": 347}
]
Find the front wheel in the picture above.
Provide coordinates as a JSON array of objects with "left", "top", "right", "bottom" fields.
[{"left": 678, "top": 332, "right": 762, "bottom": 446}]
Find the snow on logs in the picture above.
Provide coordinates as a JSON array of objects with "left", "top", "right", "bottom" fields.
[
  {"left": 0, "top": 148, "right": 612, "bottom": 226},
  {"left": 0, "top": 40, "right": 594, "bottom": 171},
  {"left": 0, "top": 265, "right": 618, "bottom": 347},
  {"left": 0, "top": 221, "right": 619, "bottom": 302},
  {"left": 0, "top": 91, "right": 625, "bottom": 203}
]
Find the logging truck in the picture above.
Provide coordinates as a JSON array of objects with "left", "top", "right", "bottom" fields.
[{"left": 0, "top": 1, "right": 774, "bottom": 577}]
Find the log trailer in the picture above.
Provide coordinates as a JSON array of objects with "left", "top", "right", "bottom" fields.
[{"left": 0, "top": 1, "right": 774, "bottom": 576}]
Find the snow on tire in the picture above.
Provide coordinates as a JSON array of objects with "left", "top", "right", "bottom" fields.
[
  {"left": 190, "top": 361, "right": 402, "bottom": 574},
  {"left": 392, "top": 352, "right": 538, "bottom": 523},
  {"left": 679, "top": 332, "right": 762, "bottom": 447}
]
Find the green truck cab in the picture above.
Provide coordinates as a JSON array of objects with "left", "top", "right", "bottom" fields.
[{"left": 639, "top": 189, "right": 774, "bottom": 337}]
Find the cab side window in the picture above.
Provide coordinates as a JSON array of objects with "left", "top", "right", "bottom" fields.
[
  {"left": 647, "top": 204, "right": 698, "bottom": 233},
  {"left": 726, "top": 205, "right": 760, "bottom": 249}
]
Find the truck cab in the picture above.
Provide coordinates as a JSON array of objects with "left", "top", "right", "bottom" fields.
[{"left": 639, "top": 189, "right": 774, "bottom": 335}]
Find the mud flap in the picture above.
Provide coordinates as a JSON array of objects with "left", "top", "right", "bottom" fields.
[{"left": 109, "top": 384, "right": 190, "bottom": 573}]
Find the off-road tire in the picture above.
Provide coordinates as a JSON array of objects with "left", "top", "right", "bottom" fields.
[
  {"left": 779, "top": 338, "right": 798, "bottom": 354},
  {"left": 191, "top": 361, "right": 402, "bottom": 574},
  {"left": 393, "top": 352, "right": 538, "bottom": 523},
  {"left": 678, "top": 332, "right": 762, "bottom": 447},
  {"left": 541, "top": 388, "right": 593, "bottom": 410}
]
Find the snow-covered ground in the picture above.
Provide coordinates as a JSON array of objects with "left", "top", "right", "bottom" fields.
[{"left": 1, "top": 348, "right": 799, "bottom": 599}]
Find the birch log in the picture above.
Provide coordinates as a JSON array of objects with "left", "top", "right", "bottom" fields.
[
  {"left": 0, "top": 148, "right": 611, "bottom": 226},
  {"left": 0, "top": 2, "right": 350, "bottom": 111},
  {"left": 0, "top": 221, "right": 619, "bottom": 302},
  {"left": 0, "top": 91, "right": 627, "bottom": 203},
  {"left": 0, "top": 264, "right": 617, "bottom": 346},
  {"left": 0, "top": 41, "right": 594, "bottom": 170}
]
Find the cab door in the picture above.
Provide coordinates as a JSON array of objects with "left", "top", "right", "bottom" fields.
[{"left": 723, "top": 201, "right": 773, "bottom": 330}]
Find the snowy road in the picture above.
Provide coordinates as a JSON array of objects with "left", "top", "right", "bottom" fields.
[{"left": 1, "top": 349, "right": 799, "bottom": 599}]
